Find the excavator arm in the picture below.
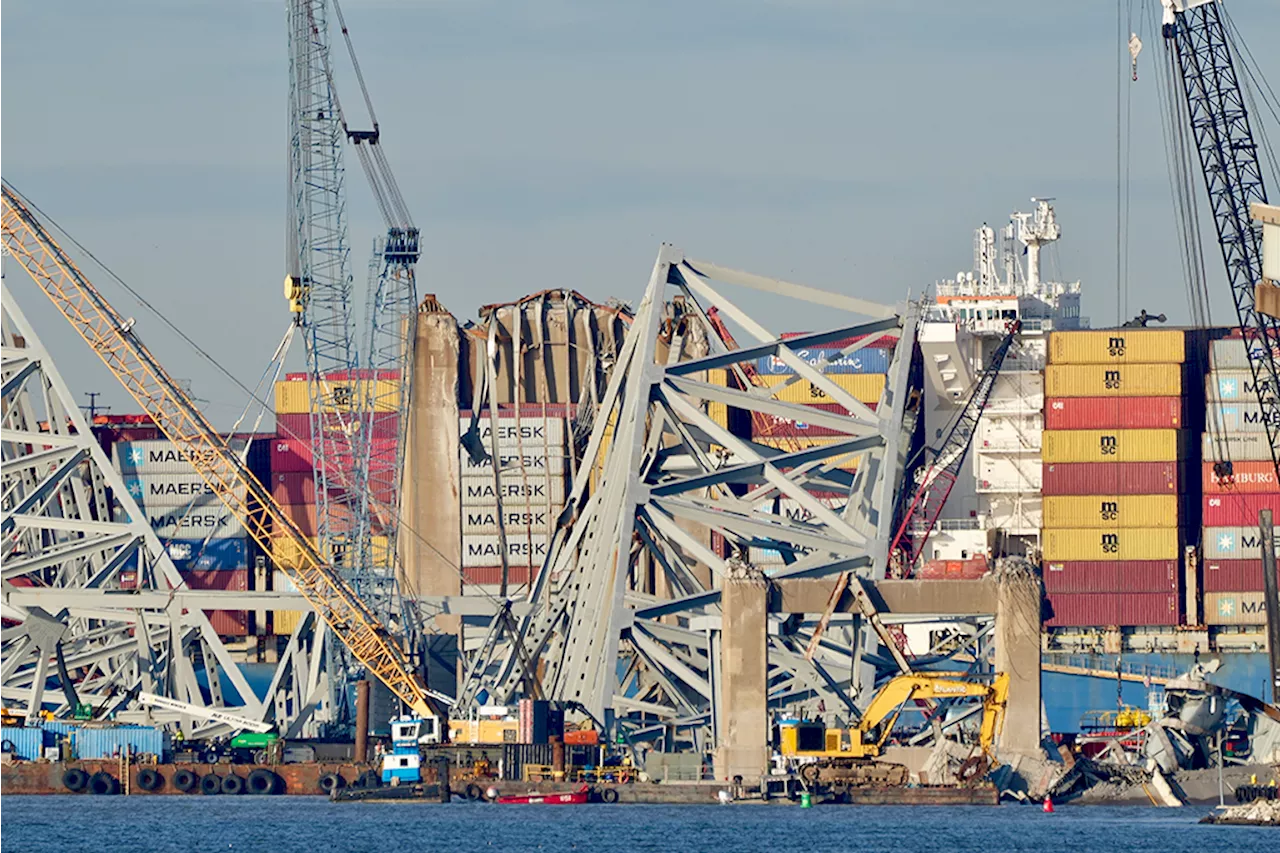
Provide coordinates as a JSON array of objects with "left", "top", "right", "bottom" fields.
[
  {"left": 0, "top": 183, "right": 441, "bottom": 720},
  {"left": 857, "top": 673, "right": 1009, "bottom": 755}
]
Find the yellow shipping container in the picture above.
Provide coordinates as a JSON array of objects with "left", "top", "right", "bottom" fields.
[
  {"left": 1041, "top": 429, "right": 1187, "bottom": 463},
  {"left": 1041, "top": 495, "right": 1180, "bottom": 528},
  {"left": 1049, "top": 330, "right": 1185, "bottom": 364},
  {"left": 754, "top": 436, "right": 863, "bottom": 469},
  {"left": 273, "top": 610, "right": 304, "bottom": 635},
  {"left": 275, "top": 379, "right": 402, "bottom": 415},
  {"left": 758, "top": 373, "right": 885, "bottom": 405},
  {"left": 1044, "top": 364, "right": 1182, "bottom": 397},
  {"left": 270, "top": 534, "right": 391, "bottom": 570},
  {"left": 1041, "top": 528, "right": 1181, "bottom": 561}
]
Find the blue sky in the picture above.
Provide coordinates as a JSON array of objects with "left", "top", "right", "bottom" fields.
[{"left": 4, "top": 1, "right": 1278, "bottom": 427}]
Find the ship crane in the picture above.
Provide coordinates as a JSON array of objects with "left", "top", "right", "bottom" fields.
[
  {"left": 0, "top": 183, "right": 446, "bottom": 721},
  {"left": 887, "top": 321, "right": 1021, "bottom": 576},
  {"left": 1160, "top": 0, "right": 1280, "bottom": 482}
]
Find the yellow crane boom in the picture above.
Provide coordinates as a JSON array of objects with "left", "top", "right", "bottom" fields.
[{"left": 1, "top": 183, "right": 437, "bottom": 719}]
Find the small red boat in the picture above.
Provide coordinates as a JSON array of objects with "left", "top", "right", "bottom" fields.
[{"left": 496, "top": 784, "right": 591, "bottom": 805}]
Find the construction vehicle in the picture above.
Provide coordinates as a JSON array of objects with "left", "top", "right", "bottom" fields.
[
  {"left": 0, "top": 183, "right": 447, "bottom": 725},
  {"left": 777, "top": 672, "right": 1009, "bottom": 789}
]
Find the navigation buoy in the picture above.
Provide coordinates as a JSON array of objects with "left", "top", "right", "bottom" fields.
[{"left": 1042, "top": 795, "right": 1055, "bottom": 813}]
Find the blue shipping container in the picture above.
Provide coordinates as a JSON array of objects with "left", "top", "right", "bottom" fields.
[
  {"left": 123, "top": 537, "right": 248, "bottom": 573},
  {"left": 71, "top": 726, "right": 169, "bottom": 760},
  {"left": 40, "top": 721, "right": 81, "bottom": 745},
  {"left": 754, "top": 347, "right": 890, "bottom": 376},
  {"left": 1, "top": 726, "right": 46, "bottom": 760}
]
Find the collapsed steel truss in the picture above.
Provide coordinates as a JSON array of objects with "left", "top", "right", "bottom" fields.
[
  {"left": 1, "top": 295, "right": 335, "bottom": 737},
  {"left": 456, "top": 245, "right": 928, "bottom": 745}
]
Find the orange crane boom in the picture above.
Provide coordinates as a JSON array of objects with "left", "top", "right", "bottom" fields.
[{"left": 1, "top": 183, "right": 439, "bottom": 719}]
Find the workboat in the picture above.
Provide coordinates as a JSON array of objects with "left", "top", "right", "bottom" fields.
[{"left": 496, "top": 784, "right": 591, "bottom": 805}]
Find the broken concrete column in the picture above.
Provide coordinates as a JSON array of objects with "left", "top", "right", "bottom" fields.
[
  {"left": 715, "top": 559, "right": 770, "bottom": 783},
  {"left": 993, "top": 557, "right": 1044, "bottom": 759},
  {"left": 401, "top": 300, "right": 462, "bottom": 602}
]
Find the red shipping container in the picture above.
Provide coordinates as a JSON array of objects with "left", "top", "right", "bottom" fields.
[
  {"left": 462, "top": 566, "right": 534, "bottom": 586},
  {"left": 1202, "top": 493, "right": 1280, "bottom": 526},
  {"left": 276, "top": 412, "right": 399, "bottom": 443},
  {"left": 1203, "top": 559, "right": 1279, "bottom": 592},
  {"left": 175, "top": 569, "right": 250, "bottom": 637},
  {"left": 1043, "top": 397, "right": 1184, "bottom": 430},
  {"left": 179, "top": 569, "right": 249, "bottom": 591},
  {"left": 1041, "top": 561, "right": 1178, "bottom": 593},
  {"left": 280, "top": 502, "right": 370, "bottom": 538},
  {"left": 1046, "top": 592, "right": 1179, "bottom": 627},
  {"left": 1041, "top": 462, "right": 1184, "bottom": 496},
  {"left": 269, "top": 437, "right": 313, "bottom": 473},
  {"left": 206, "top": 610, "right": 250, "bottom": 637},
  {"left": 916, "top": 558, "right": 989, "bottom": 580},
  {"left": 1045, "top": 593, "right": 1118, "bottom": 627},
  {"left": 1202, "top": 461, "right": 1280, "bottom": 494},
  {"left": 284, "top": 369, "right": 401, "bottom": 381},
  {"left": 272, "top": 472, "right": 317, "bottom": 505}
]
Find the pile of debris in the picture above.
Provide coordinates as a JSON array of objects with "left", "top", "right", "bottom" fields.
[{"left": 1201, "top": 797, "right": 1280, "bottom": 826}]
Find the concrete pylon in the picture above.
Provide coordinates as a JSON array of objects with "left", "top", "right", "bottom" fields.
[
  {"left": 993, "top": 558, "right": 1044, "bottom": 757},
  {"left": 715, "top": 558, "right": 770, "bottom": 783}
]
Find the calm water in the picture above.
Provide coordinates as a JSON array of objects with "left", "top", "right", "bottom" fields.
[{"left": 1, "top": 797, "right": 1274, "bottom": 853}]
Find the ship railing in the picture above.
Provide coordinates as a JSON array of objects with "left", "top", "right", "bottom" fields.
[
  {"left": 1045, "top": 653, "right": 1183, "bottom": 682},
  {"left": 910, "top": 517, "right": 983, "bottom": 533}
]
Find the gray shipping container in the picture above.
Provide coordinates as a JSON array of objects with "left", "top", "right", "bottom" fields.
[
  {"left": 462, "top": 534, "right": 550, "bottom": 568},
  {"left": 460, "top": 476, "right": 567, "bottom": 507},
  {"left": 1206, "top": 402, "right": 1280, "bottom": 434},
  {"left": 501, "top": 743, "right": 555, "bottom": 781},
  {"left": 460, "top": 451, "right": 567, "bottom": 477},
  {"left": 457, "top": 417, "right": 567, "bottom": 450},
  {"left": 1210, "top": 338, "right": 1280, "bottom": 370},
  {"left": 1201, "top": 431, "right": 1277, "bottom": 461}
]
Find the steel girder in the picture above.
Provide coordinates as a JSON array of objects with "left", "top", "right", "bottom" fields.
[
  {"left": 0, "top": 295, "right": 332, "bottom": 737},
  {"left": 456, "top": 245, "right": 922, "bottom": 740}
]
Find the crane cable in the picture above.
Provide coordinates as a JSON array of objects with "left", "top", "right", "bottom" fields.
[{"left": 3, "top": 181, "right": 510, "bottom": 615}]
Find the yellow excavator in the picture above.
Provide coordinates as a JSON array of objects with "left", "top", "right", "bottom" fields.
[{"left": 778, "top": 672, "right": 1009, "bottom": 788}]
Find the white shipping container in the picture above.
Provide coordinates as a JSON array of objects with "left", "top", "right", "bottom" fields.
[
  {"left": 1205, "top": 370, "right": 1272, "bottom": 403},
  {"left": 1201, "top": 431, "right": 1277, "bottom": 462},
  {"left": 460, "top": 450, "right": 567, "bottom": 477},
  {"left": 1203, "top": 591, "right": 1269, "bottom": 626},
  {"left": 1210, "top": 338, "right": 1280, "bottom": 371},
  {"left": 771, "top": 497, "right": 845, "bottom": 523},
  {"left": 1206, "top": 402, "right": 1280, "bottom": 434},
  {"left": 1201, "top": 526, "right": 1280, "bottom": 560},
  {"left": 458, "top": 417, "right": 566, "bottom": 450},
  {"left": 113, "top": 438, "right": 248, "bottom": 475},
  {"left": 461, "top": 534, "right": 550, "bottom": 568},
  {"left": 125, "top": 472, "right": 247, "bottom": 509},
  {"left": 461, "top": 506, "right": 555, "bottom": 535},
  {"left": 146, "top": 504, "right": 246, "bottom": 539},
  {"left": 460, "top": 476, "right": 567, "bottom": 507}
]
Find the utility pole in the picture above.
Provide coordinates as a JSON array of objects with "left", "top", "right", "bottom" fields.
[{"left": 82, "top": 391, "right": 109, "bottom": 420}]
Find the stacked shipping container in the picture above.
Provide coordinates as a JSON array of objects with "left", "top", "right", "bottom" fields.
[
  {"left": 745, "top": 333, "right": 896, "bottom": 567},
  {"left": 111, "top": 437, "right": 267, "bottom": 637},
  {"left": 459, "top": 405, "right": 572, "bottom": 590},
  {"left": 1200, "top": 337, "right": 1280, "bottom": 626},
  {"left": 1040, "top": 330, "right": 1189, "bottom": 627},
  {"left": 270, "top": 372, "right": 402, "bottom": 636}
]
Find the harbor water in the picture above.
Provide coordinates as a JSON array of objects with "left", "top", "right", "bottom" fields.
[{"left": 2, "top": 797, "right": 1277, "bottom": 853}]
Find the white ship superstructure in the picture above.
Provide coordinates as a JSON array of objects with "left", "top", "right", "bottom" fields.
[{"left": 918, "top": 199, "right": 1085, "bottom": 560}]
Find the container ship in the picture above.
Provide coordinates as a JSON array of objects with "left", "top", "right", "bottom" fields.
[{"left": 914, "top": 199, "right": 1275, "bottom": 731}]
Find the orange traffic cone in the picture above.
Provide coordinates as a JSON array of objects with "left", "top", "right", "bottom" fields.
[{"left": 1042, "top": 795, "right": 1054, "bottom": 813}]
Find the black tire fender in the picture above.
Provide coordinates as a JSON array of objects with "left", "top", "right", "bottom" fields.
[
  {"left": 1, "top": 739, "right": 14, "bottom": 753},
  {"left": 319, "top": 773, "right": 344, "bottom": 794},
  {"left": 248, "top": 769, "right": 280, "bottom": 795},
  {"left": 135, "top": 768, "right": 162, "bottom": 792},
  {"left": 357, "top": 770, "right": 380, "bottom": 790},
  {"left": 173, "top": 769, "right": 198, "bottom": 793},
  {"left": 601, "top": 787, "right": 620, "bottom": 804},
  {"left": 62, "top": 768, "right": 89, "bottom": 792},
  {"left": 465, "top": 783, "right": 483, "bottom": 801},
  {"left": 199, "top": 773, "right": 222, "bottom": 795},
  {"left": 221, "top": 774, "right": 245, "bottom": 795},
  {"left": 89, "top": 772, "right": 118, "bottom": 795}
]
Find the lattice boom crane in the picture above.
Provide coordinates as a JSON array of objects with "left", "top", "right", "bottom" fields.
[{"left": 0, "top": 183, "right": 442, "bottom": 720}]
